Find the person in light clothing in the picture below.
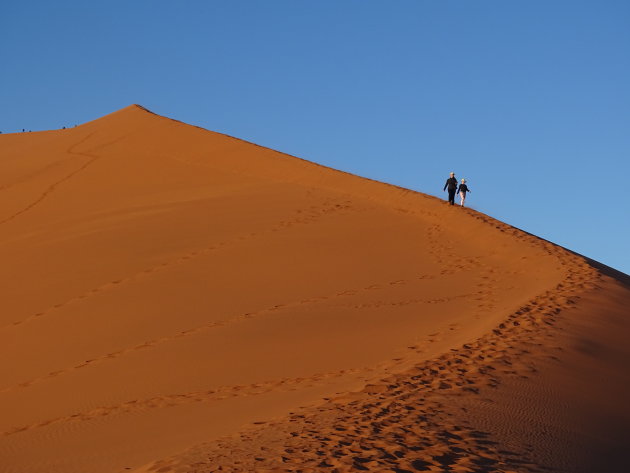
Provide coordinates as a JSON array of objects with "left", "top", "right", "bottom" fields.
[{"left": 457, "top": 179, "right": 471, "bottom": 206}]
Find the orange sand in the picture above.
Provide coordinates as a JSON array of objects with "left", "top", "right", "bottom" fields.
[{"left": 0, "top": 106, "right": 627, "bottom": 473}]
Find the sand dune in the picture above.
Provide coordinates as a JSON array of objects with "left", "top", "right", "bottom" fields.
[{"left": 0, "top": 105, "right": 627, "bottom": 473}]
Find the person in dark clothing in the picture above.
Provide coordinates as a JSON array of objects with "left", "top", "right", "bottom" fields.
[
  {"left": 457, "top": 178, "right": 471, "bottom": 206},
  {"left": 443, "top": 172, "right": 458, "bottom": 205}
]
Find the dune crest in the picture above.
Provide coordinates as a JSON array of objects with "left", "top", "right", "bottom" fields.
[{"left": 0, "top": 106, "right": 627, "bottom": 473}]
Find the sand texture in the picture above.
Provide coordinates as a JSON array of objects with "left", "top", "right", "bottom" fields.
[{"left": 0, "top": 105, "right": 628, "bottom": 473}]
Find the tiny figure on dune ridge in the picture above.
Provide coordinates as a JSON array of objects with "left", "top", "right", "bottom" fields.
[
  {"left": 443, "top": 172, "right": 458, "bottom": 205},
  {"left": 458, "top": 178, "right": 471, "bottom": 207}
]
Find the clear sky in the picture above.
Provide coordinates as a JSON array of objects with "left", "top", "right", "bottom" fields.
[{"left": 1, "top": 0, "right": 629, "bottom": 274}]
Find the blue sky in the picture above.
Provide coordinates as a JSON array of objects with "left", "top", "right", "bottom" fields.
[{"left": 1, "top": 1, "right": 629, "bottom": 274}]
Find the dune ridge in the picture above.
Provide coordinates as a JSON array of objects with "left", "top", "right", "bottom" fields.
[{"left": 0, "top": 106, "right": 627, "bottom": 473}]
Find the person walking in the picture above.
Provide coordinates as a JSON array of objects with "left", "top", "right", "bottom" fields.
[
  {"left": 443, "top": 172, "right": 458, "bottom": 205},
  {"left": 457, "top": 178, "right": 471, "bottom": 206}
]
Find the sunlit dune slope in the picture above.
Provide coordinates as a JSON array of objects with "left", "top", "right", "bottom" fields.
[{"left": 0, "top": 105, "right": 627, "bottom": 473}]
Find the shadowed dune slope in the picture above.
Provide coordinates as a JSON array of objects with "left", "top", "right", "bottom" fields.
[{"left": 0, "top": 105, "right": 627, "bottom": 473}]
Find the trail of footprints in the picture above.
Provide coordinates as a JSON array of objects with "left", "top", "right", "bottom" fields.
[
  {"left": 3, "top": 194, "right": 471, "bottom": 335},
  {"left": 0, "top": 133, "right": 126, "bottom": 226},
  {"left": 139, "top": 210, "right": 601, "bottom": 473},
  {"left": 3, "top": 198, "right": 356, "bottom": 330},
  {"left": 13, "top": 199, "right": 467, "bottom": 334},
  {"left": 2, "top": 209, "right": 486, "bottom": 396},
  {"left": 1, "top": 368, "right": 365, "bottom": 438},
  {"left": 1, "top": 215, "right": 502, "bottom": 453},
  {"left": 0, "top": 270, "right": 468, "bottom": 396}
]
